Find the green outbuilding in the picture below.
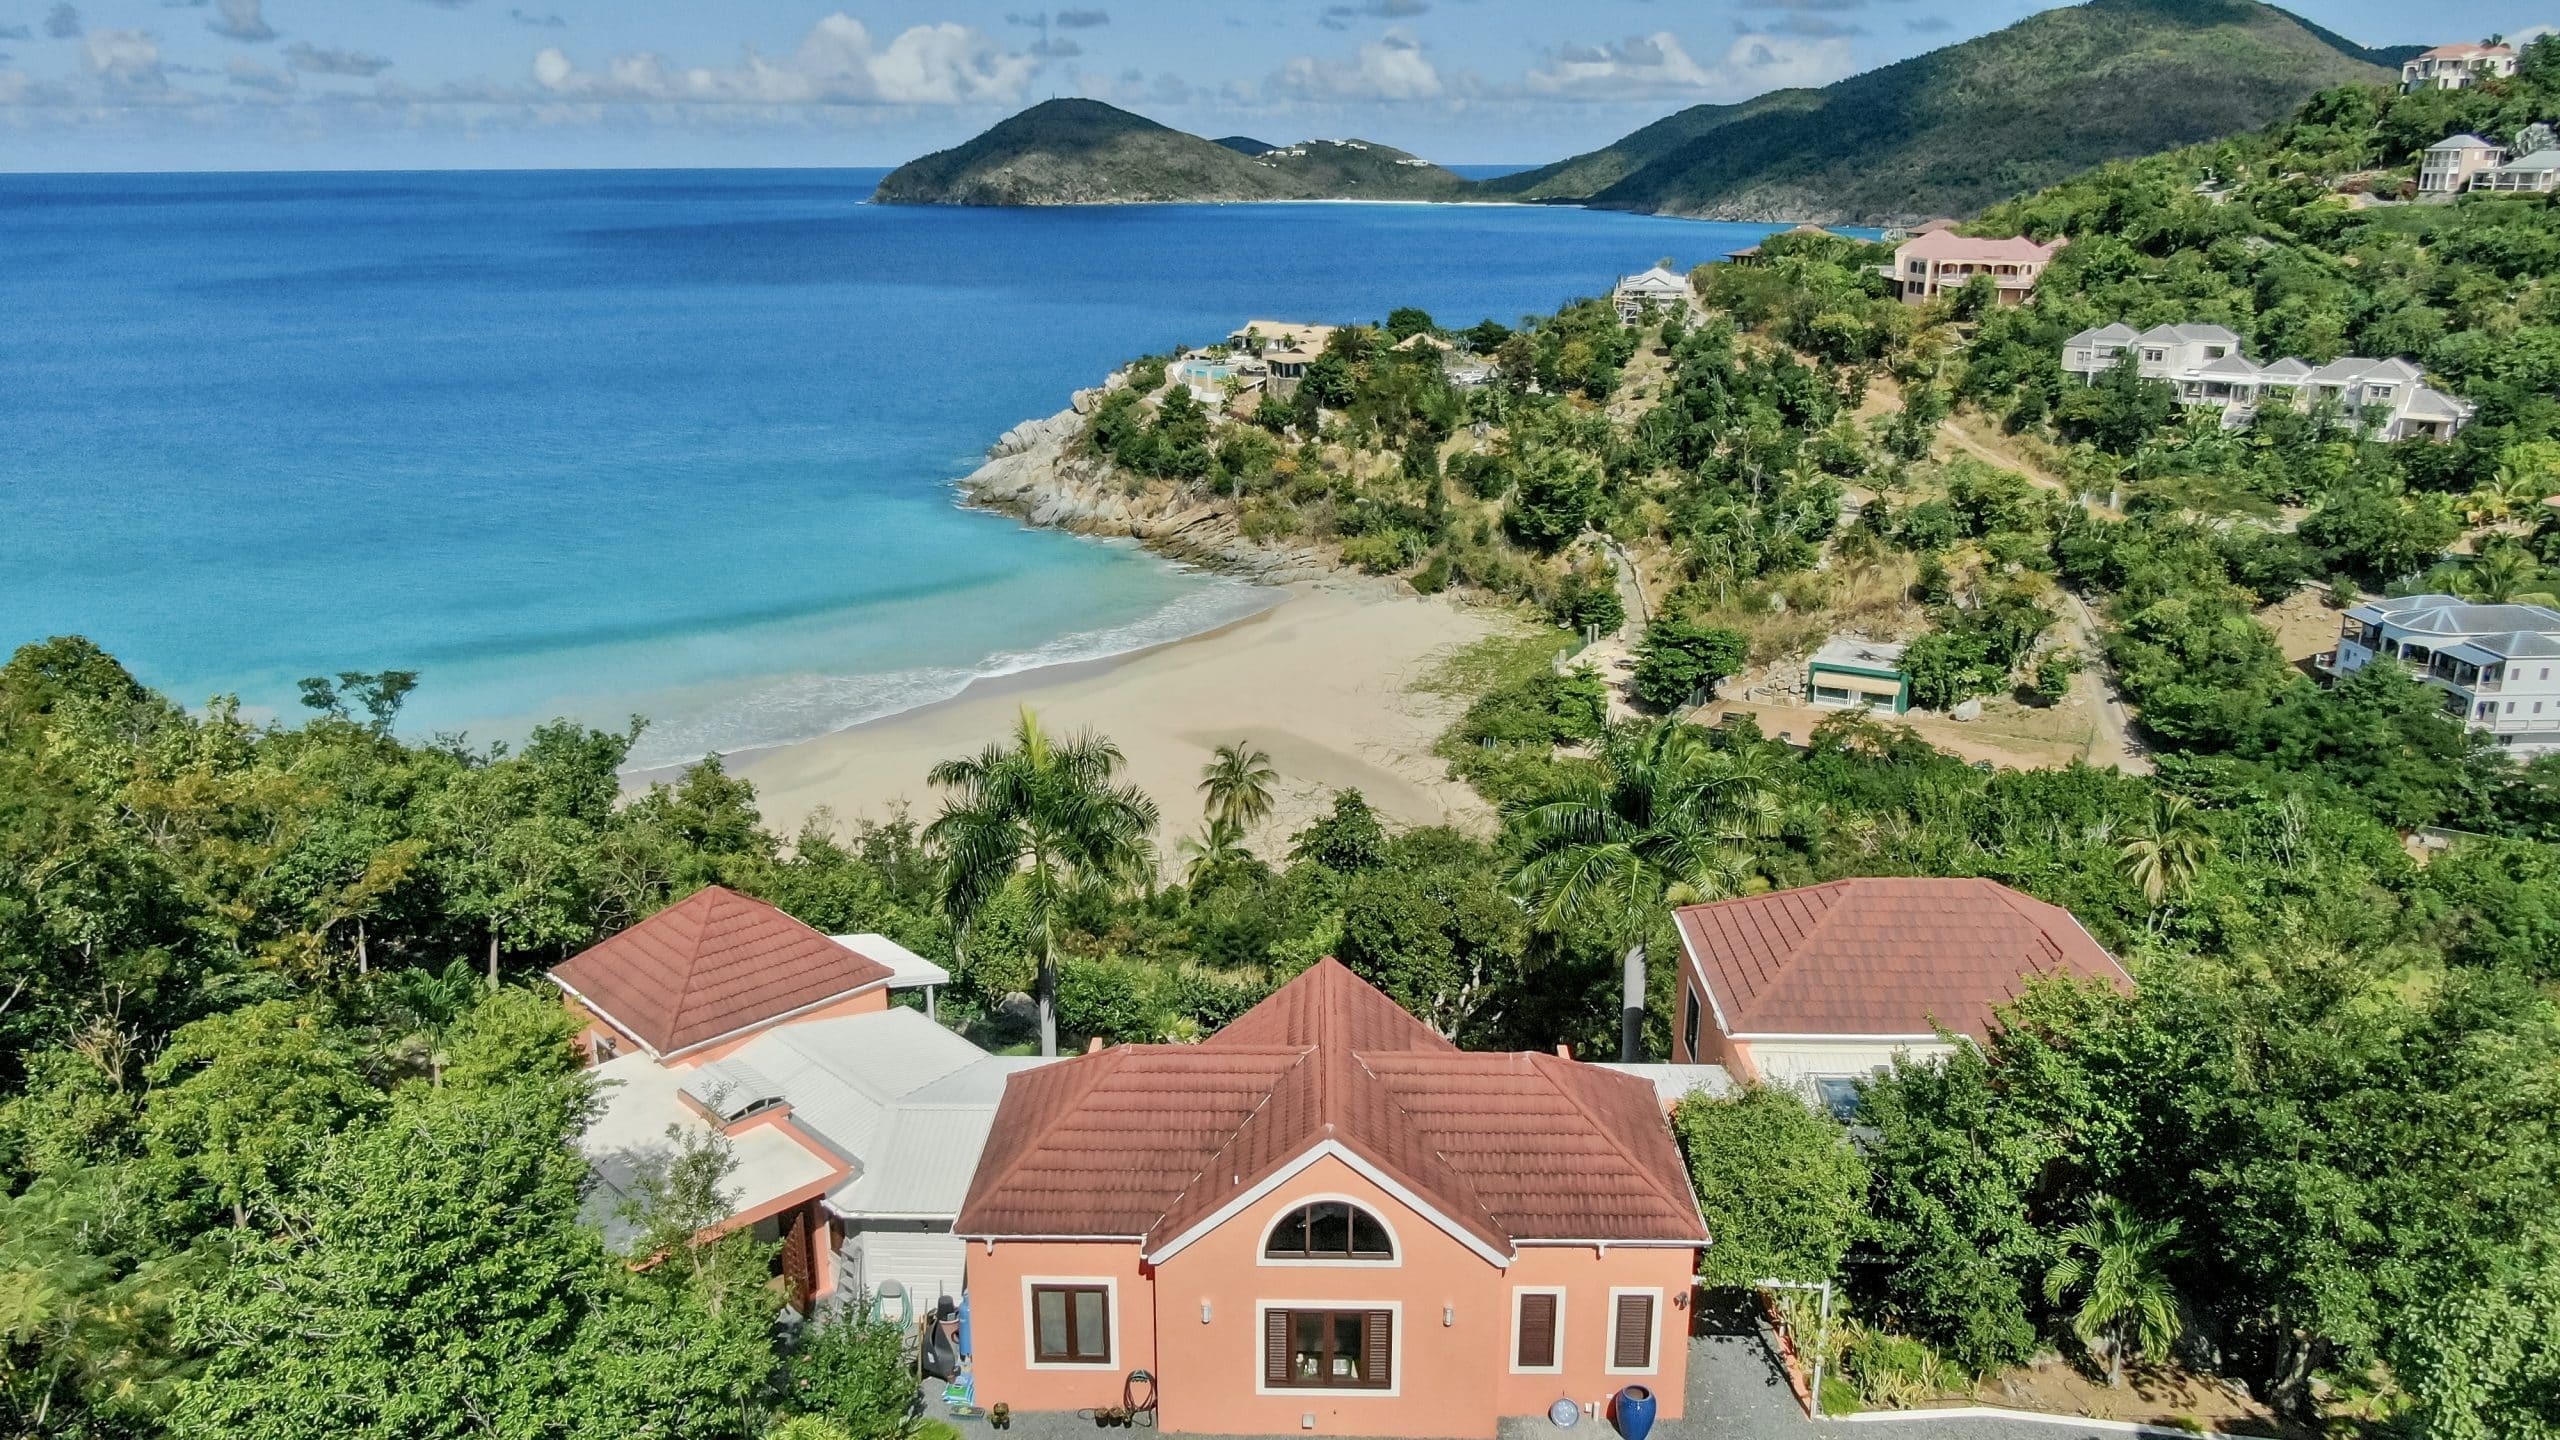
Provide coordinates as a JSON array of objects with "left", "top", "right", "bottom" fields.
[{"left": 1807, "top": 636, "right": 1910, "bottom": 714}]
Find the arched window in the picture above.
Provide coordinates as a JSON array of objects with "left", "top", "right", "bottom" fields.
[{"left": 1264, "top": 1201, "right": 1394, "bottom": 1261}]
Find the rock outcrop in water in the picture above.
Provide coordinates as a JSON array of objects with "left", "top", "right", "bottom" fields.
[{"left": 957, "top": 396, "right": 1328, "bottom": 583}]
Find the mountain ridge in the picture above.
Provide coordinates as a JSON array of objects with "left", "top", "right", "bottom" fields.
[{"left": 875, "top": 1, "right": 2410, "bottom": 221}]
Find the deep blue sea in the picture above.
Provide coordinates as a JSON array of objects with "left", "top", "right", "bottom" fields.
[{"left": 1, "top": 168, "right": 1788, "bottom": 766}]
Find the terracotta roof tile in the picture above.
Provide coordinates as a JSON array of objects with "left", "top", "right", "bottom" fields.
[
  {"left": 957, "top": 960, "right": 1707, "bottom": 1253},
  {"left": 1675, "top": 877, "right": 2129, "bottom": 1041},
  {"left": 1896, "top": 230, "right": 2065, "bottom": 263},
  {"left": 548, "top": 885, "right": 891, "bottom": 1058}
]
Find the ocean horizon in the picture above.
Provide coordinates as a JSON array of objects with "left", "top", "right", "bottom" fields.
[{"left": 2, "top": 167, "right": 1799, "bottom": 768}]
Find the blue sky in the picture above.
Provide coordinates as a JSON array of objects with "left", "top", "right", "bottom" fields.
[{"left": 0, "top": 0, "right": 2542, "bottom": 171}]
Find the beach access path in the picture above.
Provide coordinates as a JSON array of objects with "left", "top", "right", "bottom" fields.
[{"left": 733, "top": 578, "right": 1523, "bottom": 859}]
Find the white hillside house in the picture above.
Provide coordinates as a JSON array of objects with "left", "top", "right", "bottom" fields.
[
  {"left": 2402, "top": 42, "right": 2517, "bottom": 91},
  {"left": 1613, "top": 264, "right": 1690, "bottom": 323},
  {"left": 2326, "top": 595, "right": 2560, "bottom": 756},
  {"left": 2420, "top": 134, "right": 2506, "bottom": 194},
  {"left": 2061, "top": 323, "right": 2472, "bottom": 441}
]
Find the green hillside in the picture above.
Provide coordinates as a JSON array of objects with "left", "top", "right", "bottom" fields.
[
  {"left": 1565, "top": 0, "right": 2396, "bottom": 223},
  {"left": 873, "top": 99, "right": 1466, "bottom": 206},
  {"left": 1472, "top": 91, "right": 1823, "bottom": 203}
]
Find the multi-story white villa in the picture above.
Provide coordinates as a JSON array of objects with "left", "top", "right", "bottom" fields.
[
  {"left": 2327, "top": 595, "right": 2560, "bottom": 756},
  {"left": 2421, "top": 134, "right": 2507, "bottom": 194},
  {"left": 1883, "top": 230, "right": 2065, "bottom": 306},
  {"left": 2060, "top": 324, "right": 2472, "bottom": 441},
  {"left": 2472, "top": 148, "right": 2560, "bottom": 193},
  {"left": 1613, "top": 264, "right": 1691, "bottom": 322},
  {"left": 2402, "top": 42, "right": 2518, "bottom": 91}
]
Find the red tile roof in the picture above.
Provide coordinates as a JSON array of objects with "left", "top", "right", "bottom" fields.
[
  {"left": 1674, "top": 877, "right": 2130, "bottom": 1042},
  {"left": 1896, "top": 229, "right": 2065, "bottom": 264},
  {"left": 957, "top": 960, "right": 1708, "bottom": 1255},
  {"left": 547, "top": 885, "right": 891, "bottom": 1058}
]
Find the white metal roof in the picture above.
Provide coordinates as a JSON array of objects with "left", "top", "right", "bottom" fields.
[
  {"left": 1597, "top": 1063, "right": 1737, "bottom": 1107},
  {"left": 832, "top": 933, "right": 951, "bottom": 989},
  {"left": 578, "top": 1053, "right": 843, "bottom": 1245}
]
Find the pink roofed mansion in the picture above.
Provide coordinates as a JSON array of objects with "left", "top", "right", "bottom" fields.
[{"left": 1884, "top": 229, "right": 2065, "bottom": 306}]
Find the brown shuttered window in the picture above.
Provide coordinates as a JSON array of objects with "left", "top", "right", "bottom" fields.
[
  {"left": 1611, "top": 1292, "right": 1656, "bottom": 1371},
  {"left": 1516, "top": 1292, "right": 1559, "bottom": 1369},
  {"left": 1264, "top": 1307, "right": 1392, "bottom": 1389}
]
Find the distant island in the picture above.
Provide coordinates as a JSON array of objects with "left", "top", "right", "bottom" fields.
[
  {"left": 870, "top": 98, "right": 1468, "bottom": 206},
  {"left": 874, "top": 0, "right": 2413, "bottom": 224}
]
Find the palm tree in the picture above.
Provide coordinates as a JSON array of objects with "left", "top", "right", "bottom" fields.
[
  {"left": 2042, "top": 1196, "right": 2185, "bottom": 1388},
  {"left": 1198, "top": 741, "right": 1279, "bottom": 832},
  {"left": 1509, "top": 720, "right": 1782, "bottom": 1061},
  {"left": 1177, "top": 814, "right": 1253, "bottom": 886},
  {"left": 927, "top": 707, "right": 1159, "bottom": 1057},
  {"left": 2459, "top": 537, "right": 2544, "bottom": 604},
  {"left": 2118, "top": 794, "right": 2214, "bottom": 909},
  {"left": 2462, "top": 461, "right": 2549, "bottom": 528}
]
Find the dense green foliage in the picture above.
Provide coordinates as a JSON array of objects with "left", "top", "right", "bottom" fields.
[{"left": 1673, "top": 1086, "right": 1867, "bottom": 1291}]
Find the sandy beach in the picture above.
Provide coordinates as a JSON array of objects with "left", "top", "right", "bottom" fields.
[{"left": 732, "top": 578, "right": 1524, "bottom": 854}]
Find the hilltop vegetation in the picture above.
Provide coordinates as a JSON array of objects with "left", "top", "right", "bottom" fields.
[
  {"left": 873, "top": 98, "right": 1467, "bottom": 206},
  {"left": 1542, "top": 0, "right": 2397, "bottom": 223}
]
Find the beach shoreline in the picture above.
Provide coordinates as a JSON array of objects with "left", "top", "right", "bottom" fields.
[{"left": 719, "top": 576, "right": 1522, "bottom": 853}]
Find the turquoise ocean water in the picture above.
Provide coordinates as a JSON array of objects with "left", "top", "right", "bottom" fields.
[{"left": 1, "top": 168, "right": 1788, "bottom": 766}]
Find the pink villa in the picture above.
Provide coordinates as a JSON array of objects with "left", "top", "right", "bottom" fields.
[
  {"left": 956, "top": 960, "right": 1710, "bottom": 1438},
  {"left": 1884, "top": 229, "right": 2066, "bottom": 306}
]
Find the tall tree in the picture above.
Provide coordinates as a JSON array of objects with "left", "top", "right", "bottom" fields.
[
  {"left": 1508, "top": 720, "right": 1780, "bottom": 1060},
  {"left": 927, "top": 708, "right": 1158, "bottom": 1056},
  {"left": 2118, "top": 793, "right": 2214, "bottom": 909},
  {"left": 1198, "top": 741, "right": 1279, "bottom": 833}
]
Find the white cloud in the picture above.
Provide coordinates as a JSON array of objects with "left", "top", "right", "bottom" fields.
[
  {"left": 1525, "top": 30, "right": 1850, "bottom": 100},
  {"left": 208, "top": 0, "right": 272, "bottom": 43},
  {"left": 530, "top": 14, "right": 1038, "bottom": 106},
  {"left": 1267, "top": 29, "right": 1441, "bottom": 102},
  {"left": 83, "top": 28, "right": 165, "bottom": 90}
]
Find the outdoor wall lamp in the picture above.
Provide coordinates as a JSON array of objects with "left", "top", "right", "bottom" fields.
[
  {"left": 1201, "top": 1301, "right": 1213, "bottom": 1324},
  {"left": 1442, "top": 1305, "right": 1455, "bottom": 1327}
]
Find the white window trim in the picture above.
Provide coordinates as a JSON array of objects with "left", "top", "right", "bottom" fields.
[
  {"left": 1022, "top": 1274, "right": 1120, "bottom": 1371},
  {"left": 1604, "top": 1286, "right": 1665, "bottom": 1376},
  {"left": 1257, "top": 1194, "right": 1404, "bottom": 1268},
  {"left": 1254, "top": 1299, "right": 1404, "bottom": 1398},
  {"left": 1147, "top": 1139, "right": 1510, "bottom": 1269},
  {"left": 1509, "top": 1286, "right": 1568, "bottom": 1376}
]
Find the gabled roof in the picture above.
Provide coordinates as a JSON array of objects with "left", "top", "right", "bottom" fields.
[
  {"left": 2132, "top": 322, "right": 2242, "bottom": 348},
  {"left": 2197, "top": 353, "right": 2262, "bottom": 380},
  {"left": 549, "top": 885, "right": 893, "bottom": 1059},
  {"left": 1896, "top": 229, "right": 2063, "bottom": 263},
  {"left": 1616, "top": 266, "right": 1689, "bottom": 293},
  {"left": 2417, "top": 42, "right": 2513, "bottom": 59},
  {"left": 2429, "top": 133, "right": 2501, "bottom": 152},
  {"left": 2259, "top": 357, "right": 2314, "bottom": 380},
  {"left": 2064, "top": 322, "right": 2138, "bottom": 347},
  {"left": 1674, "top": 878, "right": 2129, "bottom": 1042},
  {"left": 2499, "top": 149, "right": 2560, "bottom": 173},
  {"left": 956, "top": 960, "right": 1707, "bottom": 1257}
]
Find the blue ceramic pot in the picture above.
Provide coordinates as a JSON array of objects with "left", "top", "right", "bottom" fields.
[{"left": 1613, "top": 1384, "right": 1657, "bottom": 1440}]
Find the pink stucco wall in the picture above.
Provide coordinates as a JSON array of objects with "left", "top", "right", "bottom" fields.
[{"left": 964, "top": 1153, "right": 1698, "bottom": 1438}]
